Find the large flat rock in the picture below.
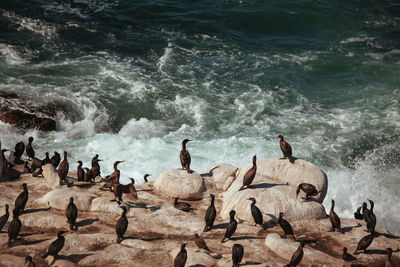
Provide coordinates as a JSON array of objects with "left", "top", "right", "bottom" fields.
[
  {"left": 154, "top": 169, "right": 207, "bottom": 200},
  {"left": 36, "top": 187, "right": 97, "bottom": 211},
  {"left": 203, "top": 163, "right": 238, "bottom": 191}
]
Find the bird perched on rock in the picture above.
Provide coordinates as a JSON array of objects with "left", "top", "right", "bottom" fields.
[
  {"left": 296, "top": 183, "right": 319, "bottom": 200},
  {"left": 76, "top": 161, "right": 85, "bottom": 181},
  {"left": 42, "top": 231, "right": 66, "bottom": 259},
  {"left": 203, "top": 194, "right": 216, "bottom": 232},
  {"left": 278, "top": 212, "right": 294, "bottom": 239},
  {"left": 58, "top": 151, "right": 69, "bottom": 186},
  {"left": 221, "top": 210, "right": 237, "bottom": 243},
  {"left": 174, "top": 243, "right": 187, "bottom": 267},
  {"left": 367, "top": 199, "right": 376, "bottom": 232},
  {"left": 51, "top": 151, "right": 61, "bottom": 168},
  {"left": 232, "top": 243, "right": 244, "bottom": 267},
  {"left": 174, "top": 197, "right": 194, "bottom": 212},
  {"left": 194, "top": 233, "right": 211, "bottom": 252},
  {"left": 25, "top": 137, "right": 35, "bottom": 160},
  {"left": 25, "top": 256, "right": 36, "bottom": 267},
  {"left": 14, "top": 183, "right": 28, "bottom": 214},
  {"left": 116, "top": 206, "right": 128, "bottom": 243},
  {"left": 14, "top": 141, "right": 25, "bottom": 159},
  {"left": 342, "top": 247, "right": 356, "bottom": 264},
  {"left": 329, "top": 199, "right": 341, "bottom": 232},
  {"left": 284, "top": 240, "right": 305, "bottom": 266},
  {"left": 354, "top": 205, "right": 363, "bottom": 220},
  {"left": 180, "top": 139, "right": 192, "bottom": 173},
  {"left": 91, "top": 154, "right": 101, "bottom": 177},
  {"left": 239, "top": 155, "right": 257, "bottom": 191},
  {"left": 362, "top": 202, "right": 375, "bottom": 233},
  {"left": 386, "top": 248, "right": 395, "bottom": 267},
  {"left": 354, "top": 230, "right": 375, "bottom": 254},
  {"left": 0, "top": 204, "right": 9, "bottom": 232},
  {"left": 248, "top": 197, "right": 265, "bottom": 229},
  {"left": 143, "top": 174, "right": 151, "bottom": 183},
  {"left": 66, "top": 197, "right": 78, "bottom": 230},
  {"left": 278, "top": 135, "right": 294, "bottom": 163},
  {"left": 7, "top": 208, "right": 22, "bottom": 247}
]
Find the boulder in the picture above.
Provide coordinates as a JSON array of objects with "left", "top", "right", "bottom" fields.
[
  {"left": 220, "top": 158, "right": 328, "bottom": 222},
  {"left": 36, "top": 188, "right": 96, "bottom": 211},
  {"left": 42, "top": 164, "right": 61, "bottom": 189},
  {"left": 154, "top": 169, "right": 207, "bottom": 200},
  {"left": 203, "top": 164, "right": 238, "bottom": 191},
  {"left": 0, "top": 109, "right": 56, "bottom": 131},
  {"left": 169, "top": 246, "right": 217, "bottom": 266}
]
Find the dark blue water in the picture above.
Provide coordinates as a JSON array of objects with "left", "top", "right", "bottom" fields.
[{"left": 1, "top": 0, "right": 400, "bottom": 233}]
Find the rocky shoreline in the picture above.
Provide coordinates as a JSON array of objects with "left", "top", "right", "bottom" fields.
[{"left": 0, "top": 153, "right": 398, "bottom": 266}]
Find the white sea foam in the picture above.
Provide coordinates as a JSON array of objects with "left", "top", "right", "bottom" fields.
[{"left": 0, "top": 44, "right": 27, "bottom": 65}]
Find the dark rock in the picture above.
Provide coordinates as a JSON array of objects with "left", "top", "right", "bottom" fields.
[{"left": 0, "top": 109, "right": 56, "bottom": 131}]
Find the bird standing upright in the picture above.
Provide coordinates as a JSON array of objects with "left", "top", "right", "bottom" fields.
[
  {"left": 329, "top": 199, "right": 341, "bottom": 232},
  {"left": 25, "top": 137, "right": 35, "bottom": 160},
  {"left": 66, "top": 197, "right": 78, "bottom": 230},
  {"left": 174, "top": 243, "right": 187, "bottom": 267},
  {"left": 115, "top": 206, "right": 128, "bottom": 243},
  {"left": 58, "top": 151, "right": 69, "bottom": 186},
  {"left": 239, "top": 155, "right": 257, "bottom": 191},
  {"left": 203, "top": 194, "right": 216, "bottom": 232},
  {"left": 180, "top": 139, "right": 192, "bottom": 173},
  {"left": 278, "top": 135, "right": 294, "bottom": 163},
  {"left": 42, "top": 231, "right": 66, "bottom": 259}
]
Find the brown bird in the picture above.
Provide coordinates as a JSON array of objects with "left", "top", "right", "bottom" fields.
[
  {"left": 278, "top": 212, "right": 294, "bottom": 239},
  {"left": 174, "top": 197, "right": 193, "bottom": 212},
  {"left": 174, "top": 243, "right": 187, "bottom": 267},
  {"left": 114, "top": 178, "right": 138, "bottom": 203},
  {"left": 180, "top": 139, "right": 192, "bottom": 173},
  {"left": 91, "top": 154, "right": 101, "bottom": 177},
  {"left": 103, "top": 160, "right": 122, "bottom": 189},
  {"left": 354, "top": 230, "right": 375, "bottom": 254},
  {"left": 386, "top": 248, "right": 395, "bottom": 267},
  {"left": 342, "top": 247, "right": 356, "bottom": 265},
  {"left": 25, "top": 137, "right": 35, "bottom": 160},
  {"left": 66, "top": 197, "right": 78, "bottom": 230},
  {"left": 76, "top": 161, "right": 85, "bottom": 181},
  {"left": 0, "top": 204, "right": 9, "bottom": 232},
  {"left": 25, "top": 255, "right": 36, "bottom": 267},
  {"left": 278, "top": 135, "right": 294, "bottom": 163},
  {"left": 367, "top": 199, "right": 377, "bottom": 232},
  {"left": 58, "top": 151, "right": 69, "bottom": 186},
  {"left": 296, "top": 183, "right": 319, "bottom": 200},
  {"left": 85, "top": 157, "right": 103, "bottom": 183},
  {"left": 194, "top": 233, "right": 211, "bottom": 252},
  {"left": 329, "top": 199, "right": 341, "bottom": 232},
  {"left": 41, "top": 152, "right": 52, "bottom": 165},
  {"left": 239, "top": 155, "right": 257, "bottom": 191},
  {"left": 284, "top": 240, "right": 305, "bottom": 266}
]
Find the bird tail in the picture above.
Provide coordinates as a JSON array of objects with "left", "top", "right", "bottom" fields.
[
  {"left": 238, "top": 186, "right": 244, "bottom": 191},
  {"left": 288, "top": 156, "right": 294, "bottom": 163},
  {"left": 203, "top": 225, "right": 209, "bottom": 232},
  {"left": 69, "top": 223, "right": 73, "bottom": 230},
  {"left": 220, "top": 237, "right": 226, "bottom": 243},
  {"left": 116, "top": 237, "right": 121, "bottom": 244},
  {"left": 42, "top": 252, "right": 49, "bottom": 259}
]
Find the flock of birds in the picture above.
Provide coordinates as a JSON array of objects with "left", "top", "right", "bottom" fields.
[{"left": 0, "top": 135, "right": 397, "bottom": 266}]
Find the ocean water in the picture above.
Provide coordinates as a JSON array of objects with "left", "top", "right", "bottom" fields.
[{"left": 0, "top": 0, "right": 399, "bottom": 234}]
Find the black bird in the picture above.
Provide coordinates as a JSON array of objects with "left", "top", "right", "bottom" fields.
[
  {"left": 14, "top": 141, "right": 25, "bottom": 159},
  {"left": 239, "top": 155, "right": 257, "bottom": 191},
  {"left": 278, "top": 135, "right": 294, "bottom": 163},
  {"left": 278, "top": 212, "right": 294, "bottom": 239},
  {"left": 42, "top": 152, "right": 52, "bottom": 165},
  {"left": 367, "top": 199, "right": 376, "bottom": 232},
  {"left": 51, "top": 151, "right": 61, "bottom": 168},
  {"left": 76, "top": 161, "right": 85, "bottom": 181},
  {"left": 203, "top": 194, "right": 216, "bottom": 232},
  {"left": 354, "top": 205, "right": 363, "bottom": 220},
  {"left": 58, "top": 151, "right": 69, "bottom": 186},
  {"left": 386, "top": 247, "right": 395, "bottom": 267},
  {"left": 362, "top": 202, "right": 374, "bottom": 233},
  {"left": 342, "top": 247, "right": 356, "bottom": 264},
  {"left": 174, "top": 197, "right": 194, "bottom": 212},
  {"left": 232, "top": 243, "right": 244, "bottom": 267},
  {"left": 296, "top": 183, "right": 319, "bottom": 200},
  {"left": 26, "top": 137, "right": 35, "bottom": 160},
  {"left": 66, "top": 197, "right": 78, "bottom": 230},
  {"left": 174, "top": 243, "right": 187, "bottom": 267},
  {"left": 143, "top": 174, "right": 151, "bottom": 183},
  {"left": 116, "top": 206, "right": 128, "bottom": 243},
  {"left": 221, "top": 210, "right": 237, "bottom": 243},
  {"left": 248, "top": 197, "right": 264, "bottom": 229},
  {"left": 7, "top": 208, "right": 22, "bottom": 247},
  {"left": 180, "top": 139, "right": 192, "bottom": 173},
  {"left": 329, "top": 199, "right": 341, "bottom": 232},
  {"left": 42, "top": 231, "right": 66, "bottom": 259},
  {"left": 284, "top": 240, "right": 305, "bottom": 266},
  {"left": 14, "top": 183, "right": 28, "bottom": 214},
  {"left": 25, "top": 255, "right": 36, "bottom": 267},
  {"left": 354, "top": 230, "right": 375, "bottom": 254},
  {"left": 0, "top": 204, "right": 9, "bottom": 232},
  {"left": 86, "top": 157, "right": 102, "bottom": 182}
]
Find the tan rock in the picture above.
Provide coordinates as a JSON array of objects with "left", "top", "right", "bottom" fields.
[
  {"left": 203, "top": 163, "right": 238, "bottom": 191},
  {"left": 0, "top": 141, "right": 4, "bottom": 180},
  {"left": 154, "top": 169, "right": 207, "bottom": 200},
  {"left": 42, "top": 163, "right": 61, "bottom": 189},
  {"left": 36, "top": 187, "right": 96, "bottom": 211},
  {"left": 220, "top": 158, "right": 327, "bottom": 222}
]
